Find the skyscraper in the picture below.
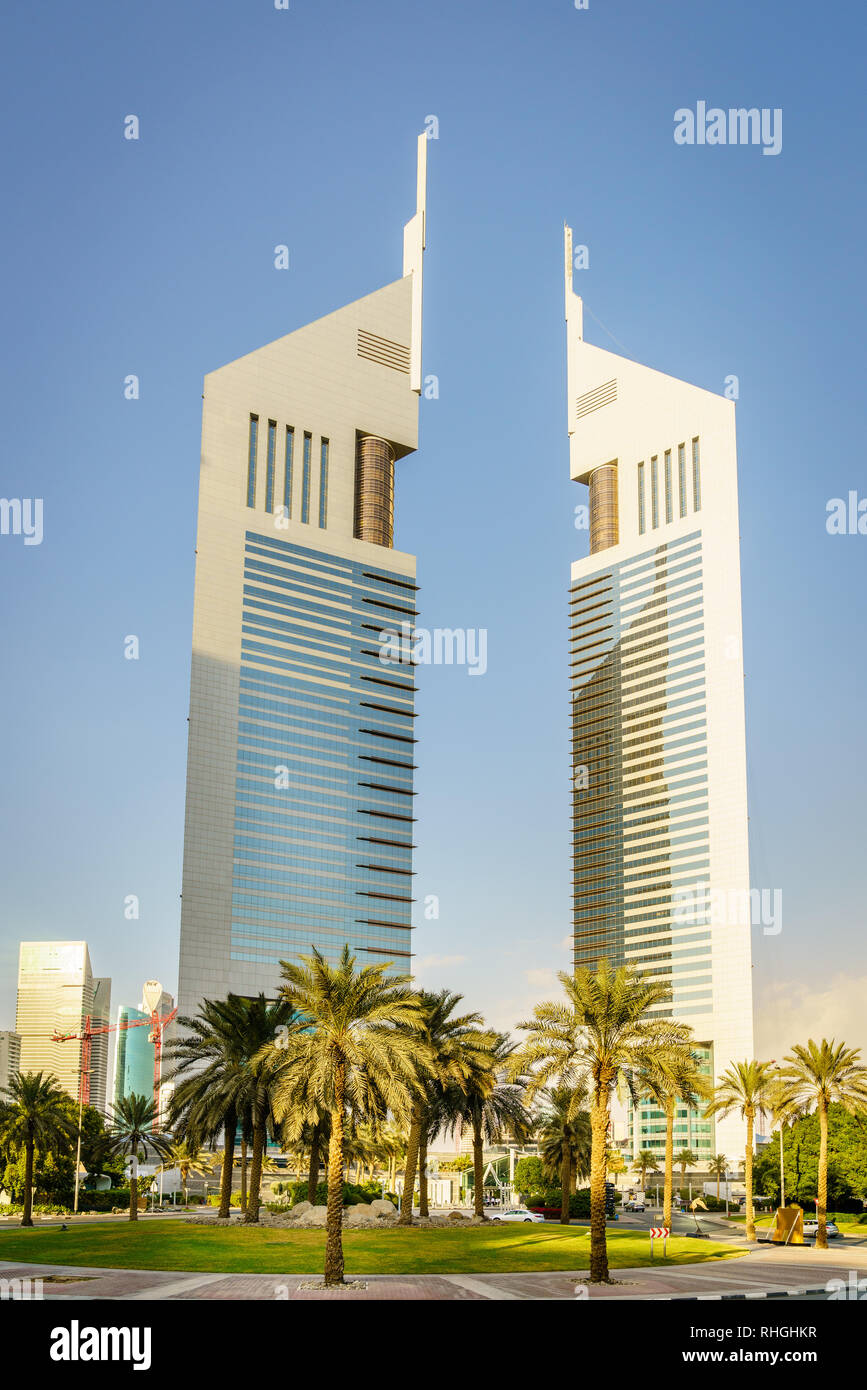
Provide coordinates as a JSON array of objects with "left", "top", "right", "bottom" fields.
[
  {"left": 15, "top": 942, "right": 111, "bottom": 1108},
  {"left": 177, "top": 139, "right": 428, "bottom": 1017},
  {"left": 0, "top": 1031, "right": 21, "bottom": 1093},
  {"left": 564, "top": 229, "right": 754, "bottom": 1161},
  {"left": 111, "top": 980, "right": 175, "bottom": 1120}
]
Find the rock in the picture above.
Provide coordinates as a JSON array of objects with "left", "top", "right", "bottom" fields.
[
  {"left": 306, "top": 1205, "right": 329, "bottom": 1226},
  {"left": 346, "top": 1203, "right": 373, "bottom": 1217},
  {"left": 290, "top": 1200, "right": 312, "bottom": 1219},
  {"left": 344, "top": 1208, "right": 375, "bottom": 1226},
  {"left": 447, "top": 1210, "right": 467, "bottom": 1221},
  {"left": 369, "top": 1199, "right": 396, "bottom": 1217}
]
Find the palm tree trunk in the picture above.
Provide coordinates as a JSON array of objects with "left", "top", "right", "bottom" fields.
[
  {"left": 560, "top": 1150, "right": 572, "bottom": 1225},
  {"left": 307, "top": 1124, "right": 321, "bottom": 1204},
  {"left": 244, "top": 1122, "right": 265, "bottom": 1224},
  {"left": 323, "top": 1062, "right": 346, "bottom": 1286},
  {"left": 219, "top": 1110, "right": 236, "bottom": 1219},
  {"left": 129, "top": 1151, "right": 138, "bottom": 1222},
  {"left": 21, "top": 1138, "right": 34, "bottom": 1227},
  {"left": 588, "top": 1093, "right": 610, "bottom": 1283},
  {"left": 472, "top": 1120, "right": 485, "bottom": 1218},
  {"left": 744, "top": 1111, "right": 756, "bottom": 1242},
  {"left": 816, "top": 1099, "right": 829, "bottom": 1250},
  {"left": 399, "top": 1104, "right": 422, "bottom": 1225},
  {"left": 716, "top": 1171, "right": 720, "bottom": 1201},
  {"left": 240, "top": 1136, "right": 248, "bottom": 1213},
  {"left": 663, "top": 1103, "right": 674, "bottom": 1230},
  {"left": 388, "top": 1154, "right": 396, "bottom": 1191},
  {"left": 418, "top": 1129, "right": 429, "bottom": 1218}
]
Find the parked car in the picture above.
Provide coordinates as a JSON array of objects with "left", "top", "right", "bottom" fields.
[
  {"left": 623, "top": 1197, "right": 646, "bottom": 1211},
  {"left": 803, "top": 1218, "right": 840, "bottom": 1239},
  {"left": 488, "top": 1206, "right": 546, "bottom": 1224}
]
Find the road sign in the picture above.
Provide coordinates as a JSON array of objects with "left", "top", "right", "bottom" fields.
[{"left": 649, "top": 1225, "right": 670, "bottom": 1256}]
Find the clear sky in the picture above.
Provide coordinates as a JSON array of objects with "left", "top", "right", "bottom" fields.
[{"left": 1, "top": 0, "right": 864, "bottom": 1060}]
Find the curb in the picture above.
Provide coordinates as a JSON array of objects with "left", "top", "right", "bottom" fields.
[{"left": 671, "top": 1286, "right": 828, "bottom": 1301}]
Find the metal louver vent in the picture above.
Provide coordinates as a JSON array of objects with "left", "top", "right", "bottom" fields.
[
  {"left": 576, "top": 378, "right": 618, "bottom": 419},
  {"left": 357, "top": 329, "right": 410, "bottom": 373}
]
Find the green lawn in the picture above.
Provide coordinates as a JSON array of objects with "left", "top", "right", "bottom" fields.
[{"left": 0, "top": 1220, "right": 744, "bottom": 1275}]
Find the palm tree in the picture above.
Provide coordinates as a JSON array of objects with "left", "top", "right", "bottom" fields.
[
  {"left": 776, "top": 1040, "right": 867, "bottom": 1249},
  {"left": 536, "top": 1086, "right": 591, "bottom": 1224},
  {"left": 706, "top": 1060, "right": 777, "bottom": 1241},
  {"left": 674, "top": 1147, "right": 699, "bottom": 1195},
  {"left": 396, "top": 990, "right": 487, "bottom": 1226},
  {"left": 270, "top": 945, "right": 431, "bottom": 1286},
  {"left": 167, "top": 994, "right": 294, "bottom": 1222},
  {"left": 708, "top": 1154, "right": 728, "bottom": 1201},
  {"left": 0, "top": 1072, "right": 76, "bottom": 1226},
  {"left": 632, "top": 1148, "right": 656, "bottom": 1194},
  {"left": 515, "top": 961, "right": 692, "bottom": 1282},
  {"left": 635, "top": 1048, "right": 709, "bottom": 1230},
  {"left": 106, "top": 1093, "right": 172, "bottom": 1221},
  {"left": 155, "top": 1138, "right": 214, "bottom": 1206},
  {"left": 445, "top": 1033, "right": 532, "bottom": 1219}
]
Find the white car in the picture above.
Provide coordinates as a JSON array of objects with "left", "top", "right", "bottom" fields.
[
  {"left": 488, "top": 1207, "right": 546, "bottom": 1224},
  {"left": 803, "top": 1218, "right": 840, "bottom": 1239},
  {"left": 623, "top": 1198, "right": 646, "bottom": 1211}
]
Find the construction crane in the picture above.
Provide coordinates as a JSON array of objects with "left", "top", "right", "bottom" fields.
[{"left": 52, "top": 1006, "right": 178, "bottom": 1121}]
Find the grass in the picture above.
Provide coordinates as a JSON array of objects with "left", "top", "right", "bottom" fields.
[{"left": 0, "top": 1219, "right": 745, "bottom": 1275}]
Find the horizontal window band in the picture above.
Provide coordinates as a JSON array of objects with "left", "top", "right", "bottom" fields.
[
  {"left": 357, "top": 947, "right": 414, "bottom": 957},
  {"left": 361, "top": 571, "right": 418, "bottom": 592},
  {"left": 357, "top": 835, "right": 417, "bottom": 849},
  {"left": 358, "top": 726, "right": 417, "bottom": 743},
  {"left": 358, "top": 781, "right": 415, "bottom": 797},
  {"left": 359, "top": 754, "right": 417, "bottom": 770},
  {"left": 355, "top": 918, "right": 416, "bottom": 931},
  {"left": 362, "top": 598, "right": 418, "bottom": 617},
  {"left": 359, "top": 702, "right": 417, "bottom": 718},
  {"left": 360, "top": 675, "right": 417, "bottom": 693},
  {"left": 356, "top": 891, "right": 416, "bottom": 903},
  {"left": 356, "top": 863, "right": 415, "bottom": 876},
  {"left": 357, "top": 810, "right": 417, "bottom": 823}
]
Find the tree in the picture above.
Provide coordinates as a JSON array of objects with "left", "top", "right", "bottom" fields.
[
  {"left": 515, "top": 961, "right": 691, "bottom": 1282},
  {"left": 753, "top": 1104, "right": 867, "bottom": 1207},
  {"left": 634, "top": 1047, "right": 710, "bottom": 1229},
  {"left": 706, "top": 1061, "right": 777, "bottom": 1241},
  {"left": 708, "top": 1154, "right": 728, "bottom": 1201},
  {"left": 632, "top": 1149, "right": 657, "bottom": 1192},
  {"left": 776, "top": 1040, "right": 867, "bottom": 1249},
  {"left": 674, "top": 1147, "right": 699, "bottom": 1191},
  {"left": 443, "top": 1033, "right": 532, "bottom": 1219},
  {"left": 514, "top": 1155, "right": 545, "bottom": 1194},
  {"left": 155, "top": 1139, "right": 214, "bottom": 1205},
  {"left": 271, "top": 945, "right": 431, "bottom": 1286},
  {"left": 106, "top": 1093, "right": 172, "bottom": 1221},
  {"left": 0, "top": 1072, "right": 76, "bottom": 1226},
  {"left": 536, "top": 1086, "right": 591, "bottom": 1224},
  {"left": 166, "top": 993, "right": 293, "bottom": 1220},
  {"left": 395, "top": 990, "right": 487, "bottom": 1226}
]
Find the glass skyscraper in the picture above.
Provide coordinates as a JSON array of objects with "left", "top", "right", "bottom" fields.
[
  {"left": 564, "top": 228, "right": 754, "bottom": 1161},
  {"left": 177, "top": 139, "right": 427, "bottom": 1017}
]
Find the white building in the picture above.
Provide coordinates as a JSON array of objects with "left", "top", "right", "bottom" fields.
[
  {"left": 177, "top": 138, "right": 428, "bottom": 1015},
  {"left": 0, "top": 1031, "right": 21, "bottom": 1094},
  {"left": 15, "top": 942, "right": 111, "bottom": 1110},
  {"left": 565, "top": 229, "right": 754, "bottom": 1163}
]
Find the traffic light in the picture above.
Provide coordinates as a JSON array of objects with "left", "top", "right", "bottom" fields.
[{"left": 604, "top": 1181, "right": 616, "bottom": 1217}]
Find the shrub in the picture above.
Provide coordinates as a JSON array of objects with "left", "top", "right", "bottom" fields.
[
  {"left": 525, "top": 1188, "right": 592, "bottom": 1218},
  {"left": 286, "top": 1180, "right": 392, "bottom": 1208}
]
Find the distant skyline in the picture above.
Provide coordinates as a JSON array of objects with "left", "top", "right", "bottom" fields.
[{"left": 1, "top": 0, "right": 865, "bottom": 1059}]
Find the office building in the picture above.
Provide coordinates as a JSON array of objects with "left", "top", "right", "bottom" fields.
[
  {"left": 177, "top": 138, "right": 428, "bottom": 1016},
  {"left": 564, "top": 228, "right": 754, "bottom": 1160}
]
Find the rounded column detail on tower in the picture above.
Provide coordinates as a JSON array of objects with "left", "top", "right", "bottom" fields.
[
  {"left": 588, "top": 462, "right": 619, "bottom": 553},
  {"left": 354, "top": 435, "right": 395, "bottom": 547}
]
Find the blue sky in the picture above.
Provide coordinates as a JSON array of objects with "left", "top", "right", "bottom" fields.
[{"left": 1, "top": 0, "right": 864, "bottom": 1056}]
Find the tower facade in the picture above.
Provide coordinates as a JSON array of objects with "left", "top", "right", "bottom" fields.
[
  {"left": 177, "top": 140, "right": 427, "bottom": 1017},
  {"left": 565, "top": 230, "right": 754, "bottom": 1161},
  {"left": 15, "top": 942, "right": 106, "bottom": 1104}
]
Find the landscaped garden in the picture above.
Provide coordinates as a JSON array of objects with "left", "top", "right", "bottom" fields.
[{"left": 0, "top": 1219, "right": 743, "bottom": 1275}]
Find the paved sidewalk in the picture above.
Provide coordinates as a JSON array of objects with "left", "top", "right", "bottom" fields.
[{"left": 2, "top": 1244, "right": 865, "bottom": 1300}]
